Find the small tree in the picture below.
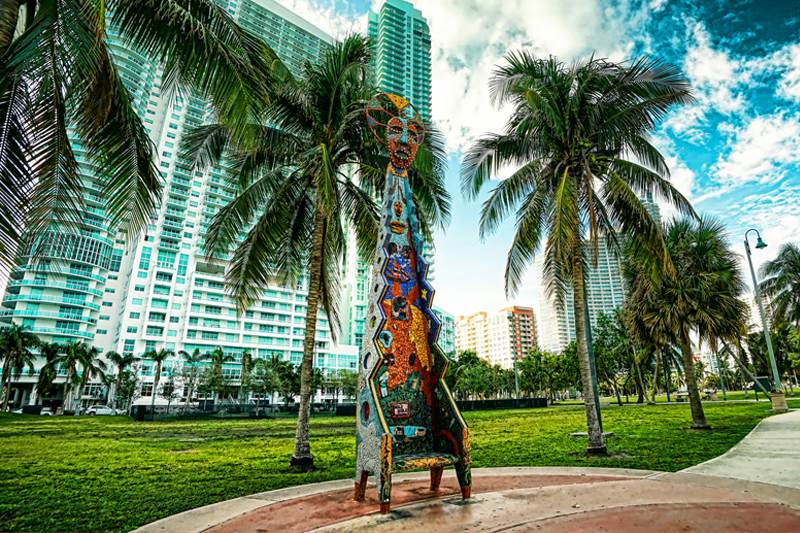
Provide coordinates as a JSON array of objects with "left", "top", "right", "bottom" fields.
[
  {"left": 250, "top": 359, "right": 281, "bottom": 415},
  {"left": 339, "top": 369, "right": 359, "bottom": 401},
  {"left": 115, "top": 370, "right": 139, "bottom": 413},
  {"left": 160, "top": 377, "right": 180, "bottom": 414}
]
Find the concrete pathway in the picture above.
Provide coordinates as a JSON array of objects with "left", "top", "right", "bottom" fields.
[
  {"left": 132, "top": 410, "right": 800, "bottom": 533},
  {"left": 683, "top": 408, "right": 800, "bottom": 488}
]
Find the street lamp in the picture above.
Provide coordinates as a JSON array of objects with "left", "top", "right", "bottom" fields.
[{"left": 743, "top": 229, "right": 788, "bottom": 412}]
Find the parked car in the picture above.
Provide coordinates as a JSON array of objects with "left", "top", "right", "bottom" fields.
[
  {"left": 40, "top": 408, "right": 54, "bottom": 416},
  {"left": 85, "top": 405, "right": 116, "bottom": 416}
]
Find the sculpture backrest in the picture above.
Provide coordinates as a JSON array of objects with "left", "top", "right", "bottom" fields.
[{"left": 359, "top": 93, "right": 449, "bottom": 457}]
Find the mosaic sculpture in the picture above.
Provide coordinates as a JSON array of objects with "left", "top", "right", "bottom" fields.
[{"left": 354, "top": 93, "right": 471, "bottom": 513}]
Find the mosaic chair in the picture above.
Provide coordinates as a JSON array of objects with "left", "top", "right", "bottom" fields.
[{"left": 353, "top": 93, "right": 471, "bottom": 514}]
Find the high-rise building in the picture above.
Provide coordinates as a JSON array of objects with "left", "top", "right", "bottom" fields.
[
  {"left": 0, "top": 0, "right": 362, "bottom": 409},
  {"left": 456, "top": 307, "right": 537, "bottom": 369},
  {"left": 536, "top": 236, "right": 627, "bottom": 353},
  {"left": 367, "top": 0, "right": 432, "bottom": 121},
  {"left": 536, "top": 200, "right": 661, "bottom": 352}
]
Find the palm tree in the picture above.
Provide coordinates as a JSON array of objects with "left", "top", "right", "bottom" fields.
[
  {"left": 760, "top": 243, "right": 800, "bottom": 327},
  {"left": 186, "top": 35, "right": 449, "bottom": 470},
  {"left": 204, "top": 347, "right": 233, "bottom": 403},
  {"left": 76, "top": 345, "right": 107, "bottom": 409},
  {"left": 179, "top": 348, "right": 204, "bottom": 412},
  {"left": 53, "top": 341, "right": 86, "bottom": 412},
  {"left": 238, "top": 351, "right": 254, "bottom": 404},
  {"left": 144, "top": 348, "right": 173, "bottom": 415},
  {"left": 461, "top": 53, "right": 694, "bottom": 452},
  {"left": 34, "top": 341, "right": 61, "bottom": 405},
  {"left": 0, "top": 323, "right": 40, "bottom": 411},
  {"left": 105, "top": 351, "right": 138, "bottom": 408},
  {"left": 0, "top": 0, "right": 285, "bottom": 267},
  {"left": 625, "top": 217, "right": 747, "bottom": 428}
]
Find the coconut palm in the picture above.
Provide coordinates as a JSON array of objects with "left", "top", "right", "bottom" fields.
[
  {"left": 49, "top": 341, "right": 85, "bottom": 411},
  {"left": 0, "top": 323, "right": 40, "bottom": 411},
  {"left": 625, "top": 217, "right": 746, "bottom": 428},
  {"left": 76, "top": 345, "right": 107, "bottom": 408},
  {"left": 105, "top": 351, "right": 138, "bottom": 408},
  {"left": 34, "top": 341, "right": 61, "bottom": 404},
  {"left": 185, "top": 34, "right": 449, "bottom": 470},
  {"left": 144, "top": 348, "right": 173, "bottom": 414},
  {"left": 461, "top": 53, "right": 694, "bottom": 452},
  {"left": 759, "top": 243, "right": 800, "bottom": 327},
  {"left": 0, "top": 0, "right": 285, "bottom": 267}
]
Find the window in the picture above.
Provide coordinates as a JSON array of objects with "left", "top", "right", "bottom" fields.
[
  {"left": 146, "top": 326, "right": 164, "bottom": 336},
  {"left": 129, "top": 312, "right": 140, "bottom": 319},
  {"left": 140, "top": 383, "right": 153, "bottom": 397},
  {"left": 134, "top": 285, "right": 145, "bottom": 292},
  {"left": 127, "top": 326, "right": 138, "bottom": 333}
]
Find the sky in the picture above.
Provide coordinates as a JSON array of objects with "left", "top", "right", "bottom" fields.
[{"left": 274, "top": 0, "right": 800, "bottom": 318}]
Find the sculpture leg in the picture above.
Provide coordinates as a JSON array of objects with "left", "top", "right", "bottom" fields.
[
  {"left": 353, "top": 470, "right": 368, "bottom": 502},
  {"left": 379, "top": 472, "right": 392, "bottom": 513},
  {"left": 430, "top": 466, "right": 444, "bottom": 491},
  {"left": 455, "top": 461, "right": 471, "bottom": 499}
]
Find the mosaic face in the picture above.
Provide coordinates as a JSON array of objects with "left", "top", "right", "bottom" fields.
[{"left": 365, "top": 92, "right": 425, "bottom": 170}]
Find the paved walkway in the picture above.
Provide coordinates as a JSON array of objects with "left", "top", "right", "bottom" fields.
[
  {"left": 132, "top": 410, "right": 800, "bottom": 533},
  {"left": 683, "top": 408, "right": 800, "bottom": 488}
]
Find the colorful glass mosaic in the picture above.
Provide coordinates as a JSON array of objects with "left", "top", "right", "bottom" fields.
[{"left": 354, "top": 93, "right": 471, "bottom": 513}]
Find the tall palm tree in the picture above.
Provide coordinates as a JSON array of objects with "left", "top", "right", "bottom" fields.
[
  {"left": 76, "top": 345, "right": 107, "bottom": 409},
  {"left": 34, "top": 341, "right": 61, "bottom": 405},
  {"left": 0, "top": 323, "right": 39, "bottom": 411},
  {"left": 461, "top": 53, "right": 694, "bottom": 452},
  {"left": 625, "top": 217, "right": 746, "bottom": 428},
  {"left": 185, "top": 34, "right": 449, "bottom": 470},
  {"left": 144, "top": 348, "right": 173, "bottom": 414},
  {"left": 0, "top": 0, "right": 285, "bottom": 267},
  {"left": 238, "top": 350, "right": 253, "bottom": 403},
  {"left": 105, "top": 351, "right": 138, "bottom": 408},
  {"left": 760, "top": 243, "right": 800, "bottom": 327},
  {"left": 53, "top": 341, "right": 86, "bottom": 412}
]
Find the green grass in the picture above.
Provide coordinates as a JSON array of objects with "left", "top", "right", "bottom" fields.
[{"left": 1, "top": 400, "right": 797, "bottom": 533}]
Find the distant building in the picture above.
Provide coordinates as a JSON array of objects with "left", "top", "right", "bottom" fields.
[
  {"left": 368, "top": 0, "right": 432, "bottom": 121},
  {"left": 432, "top": 306, "right": 456, "bottom": 356},
  {"left": 456, "top": 307, "right": 537, "bottom": 369}
]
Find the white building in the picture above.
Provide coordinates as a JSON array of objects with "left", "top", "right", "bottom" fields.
[
  {"left": 456, "top": 307, "right": 536, "bottom": 369},
  {"left": 0, "top": 0, "right": 365, "bottom": 409}
]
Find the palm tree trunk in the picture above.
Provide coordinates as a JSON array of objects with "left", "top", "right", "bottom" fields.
[
  {"left": 291, "top": 209, "right": 325, "bottom": 471},
  {"left": 0, "top": 364, "right": 11, "bottom": 412},
  {"left": 678, "top": 331, "right": 709, "bottom": 429},
  {"left": 650, "top": 353, "right": 660, "bottom": 404},
  {"left": 572, "top": 248, "right": 606, "bottom": 454},
  {"left": 635, "top": 357, "right": 645, "bottom": 404},
  {"left": 150, "top": 365, "right": 161, "bottom": 417}
]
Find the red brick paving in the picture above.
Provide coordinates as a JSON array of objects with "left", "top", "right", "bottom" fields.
[
  {"left": 205, "top": 475, "right": 629, "bottom": 533},
  {"left": 528, "top": 502, "right": 800, "bottom": 533}
]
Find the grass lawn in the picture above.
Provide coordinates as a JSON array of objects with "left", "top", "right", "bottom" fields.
[{"left": 1, "top": 400, "right": 797, "bottom": 533}]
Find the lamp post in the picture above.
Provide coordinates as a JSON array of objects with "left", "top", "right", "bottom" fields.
[{"left": 744, "top": 229, "right": 788, "bottom": 412}]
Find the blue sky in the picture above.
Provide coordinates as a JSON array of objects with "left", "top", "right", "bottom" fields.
[{"left": 283, "top": 0, "right": 800, "bottom": 317}]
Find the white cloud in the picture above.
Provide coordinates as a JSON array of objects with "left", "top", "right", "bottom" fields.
[
  {"left": 663, "top": 20, "right": 749, "bottom": 141},
  {"left": 388, "top": 0, "right": 654, "bottom": 151},
  {"left": 714, "top": 112, "right": 800, "bottom": 186},
  {"left": 774, "top": 44, "right": 800, "bottom": 102},
  {"left": 273, "top": 0, "right": 363, "bottom": 39}
]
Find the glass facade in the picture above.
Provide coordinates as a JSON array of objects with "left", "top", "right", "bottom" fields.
[
  {"left": 0, "top": 0, "right": 363, "bottom": 407},
  {"left": 367, "top": 0, "right": 433, "bottom": 121}
]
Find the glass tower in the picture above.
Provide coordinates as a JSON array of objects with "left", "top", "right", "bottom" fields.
[
  {"left": 367, "top": 0, "right": 432, "bottom": 121},
  {"left": 0, "top": 0, "right": 362, "bottom": 408}
]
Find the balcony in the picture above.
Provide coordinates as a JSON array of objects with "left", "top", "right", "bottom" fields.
[
  {"left": 0, "top": 309, "right": 96, "bottom": 325},
  {"left": 29, "top": 327, "right": 95, "bottom": 340},
  {"left": 9, "top": 279, "right": 103, "bottom": 297},
  {"left": 2, "top": 294, "right": 101, "bottom": 311}
]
